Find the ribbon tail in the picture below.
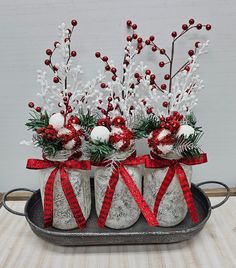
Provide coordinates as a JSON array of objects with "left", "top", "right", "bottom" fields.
[
  {"left": 176, "top": 163, "right": 199, "bottom": 224},
  {"left": 60, "top": 167, "right": 86, "bottom": 229},
  {"left": 119, "top": 165, "right": 158, "bottom": 227},
  {"left": 153, "top": 166, "right": 175, "bottom": 217},
  {"left": 43, "top": 167, "right": 58, "bottom": 228},
  {"left": 97, "top": 167, "right": 119, "bottom": 228}
]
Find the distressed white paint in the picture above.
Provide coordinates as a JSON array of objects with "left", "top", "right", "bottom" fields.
[
  {"left": 0, "top": 0, "right": 236, "bottom": 190},
  {"left": 0, "top": 198, "right": 236, "bottom": 267}
]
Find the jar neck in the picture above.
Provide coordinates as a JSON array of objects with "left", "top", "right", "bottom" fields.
[{"left": 151, "top": 151, "right": 182, "bottom": 160}]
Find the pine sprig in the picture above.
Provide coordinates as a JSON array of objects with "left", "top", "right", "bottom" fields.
[
  {"left": 26, "top": 110, "right": 49, "bottom": 130},
  {"left": 174, "top": 131, "right": 203, "bottom": 158},
  {"left": 33, "top": 134, "right": 63, "bottom": 157},
  {"left": 85, "top": 141, "right": 114, "bottom": 163},
  {"left": 133, "top": 115, "right": 160, "bottom": 139},
  {"left": 78, "top": 109, "right": 98, "bottom": 133}
]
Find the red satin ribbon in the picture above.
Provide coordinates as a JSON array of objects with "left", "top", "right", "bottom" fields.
[
  {"left": 145, "top": 152, "right": 208, "bottom": 224},
  {"left": 93, "top": 154, "right": 159, "bottom": 228},
  {"left": 26, "top": 159, "right": 91, "bottom": 229}
]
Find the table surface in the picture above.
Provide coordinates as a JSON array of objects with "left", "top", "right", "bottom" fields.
[{"left": 0, "top": 197, "right": 235, "bottom": 268}]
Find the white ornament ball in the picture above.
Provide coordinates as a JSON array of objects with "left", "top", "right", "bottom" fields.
[
  {"left": 90, "top": 126, "right": 110, "bottom": 143},
  {"left": 176, "top": 125, "right": 195, "bottom": 138},
  {"left": 49, "top": 113, "right": 64, "bottom": 130}
]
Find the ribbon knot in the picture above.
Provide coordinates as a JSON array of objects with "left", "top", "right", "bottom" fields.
[
  {"left": 146, "top": 153, "right": 208, "bottom": 224},
  {"left": 27, "top": 158, "right": 91, "bottom": 229},
  {"left": 93, "top": 154, "right": 158, "bottom": 228}
]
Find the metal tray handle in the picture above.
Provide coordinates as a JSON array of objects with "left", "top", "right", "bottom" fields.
[
  {"left": 196, "top": 181, "right": 230, "bottom": 209},
  {"left": 3, "top": 188, "right": 35, "bottom": 216}
]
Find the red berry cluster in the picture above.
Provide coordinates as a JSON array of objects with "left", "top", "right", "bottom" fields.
[
  {"left": 126, "top": 20, "right": 144, "bottom": 54},
  {"left": 159, "top": 111, "right": 183, "bottom": 133},
  {"left": 95, "top": 52, "right": 117, "bottom": 81},
  {"left": 44, "top": 19, "right": 78, "bottom": 84},
  {"left": 97, "top": 93, "right": 123, "bottom": 118},
  {"left": 28, "top": 101, "right": 41, "bottom": 112},
  {"left": 37, "top": 125, "right": 58, "bottom": 140},
  {"left": 59, "top": 91, "right": 73, "bottom": 120}
]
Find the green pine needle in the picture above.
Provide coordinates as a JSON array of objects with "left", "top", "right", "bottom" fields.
[
  {"left": 132, "top": 114, "right": 160, "bottom": 139},
  {"left": 85, "top": 141, "right": 114, "bottom": 163},
  {"left": 33, "top": 134, "right": 63, "bottom": 157},
  {"left": 77, "top": 109, "right": 98, "bottom": 133},
  {"left": 26, "top": 110, "right": 49, "bottom": 130}
]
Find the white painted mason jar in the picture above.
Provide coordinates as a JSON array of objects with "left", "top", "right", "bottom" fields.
[
  {"left": 144, "top": 152, "right": 192, "bottom": 227},
  {"left": 94, "top": 165, "right": 142, "bottom": 229},
  {"left": 40, "top": 150, "right": 91, "bottom": 230}
]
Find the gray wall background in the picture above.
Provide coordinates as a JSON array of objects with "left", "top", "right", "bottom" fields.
[{"left": 0, "top": 0, "right": 235, "bottom": 191}]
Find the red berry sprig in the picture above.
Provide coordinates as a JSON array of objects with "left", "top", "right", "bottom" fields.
[{"left": 44, "top": 19, "right": 79, "bottom": 85}]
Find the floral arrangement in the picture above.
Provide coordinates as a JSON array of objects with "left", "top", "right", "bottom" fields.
[
  {"left": 25, "top": 20, "right": 99, "bottom": 158},
  {"left": 129, "top": 18, "right": 212, "bottom": 158},
  {"left": 85, "top": 19, "right": 211, "bottom": 162}
]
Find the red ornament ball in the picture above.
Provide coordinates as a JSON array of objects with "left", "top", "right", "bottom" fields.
[
  {"left": 145, "top": 39, "right": 151, "bottom": 45},
  {"left": 109, "top": 124, "right": 134, "bottom": 151},
  {"left": 132, "top": 33, "right": 138, "bottom": 39},
  {"left": 132, "top": 24, "right": 137, "bottom": 30},
  {"left": 112, "top": 116, "right": 126, "bottom": 127}
]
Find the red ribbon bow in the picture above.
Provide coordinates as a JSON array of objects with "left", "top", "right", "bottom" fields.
[
  {"left": 145, "top": 152, "right": 208, "bottom": 224},
  {"left": 93, "top": 153, "right": 158, "bottom": 228},
  {"left": 26, "top": 159, "right": 91, "bottom": 229}
]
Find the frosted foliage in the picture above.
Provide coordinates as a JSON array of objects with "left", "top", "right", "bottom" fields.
[
  {"left": 136, "top": 41, "right": 209, "bottom": 117},
  {"left": 36, "top": 22, "right": 103, "bottom": 113}
]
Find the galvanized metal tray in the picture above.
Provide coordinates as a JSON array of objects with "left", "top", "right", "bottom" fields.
[{"left": 3, "top": 181, "right": 230, "bottom": 246}]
